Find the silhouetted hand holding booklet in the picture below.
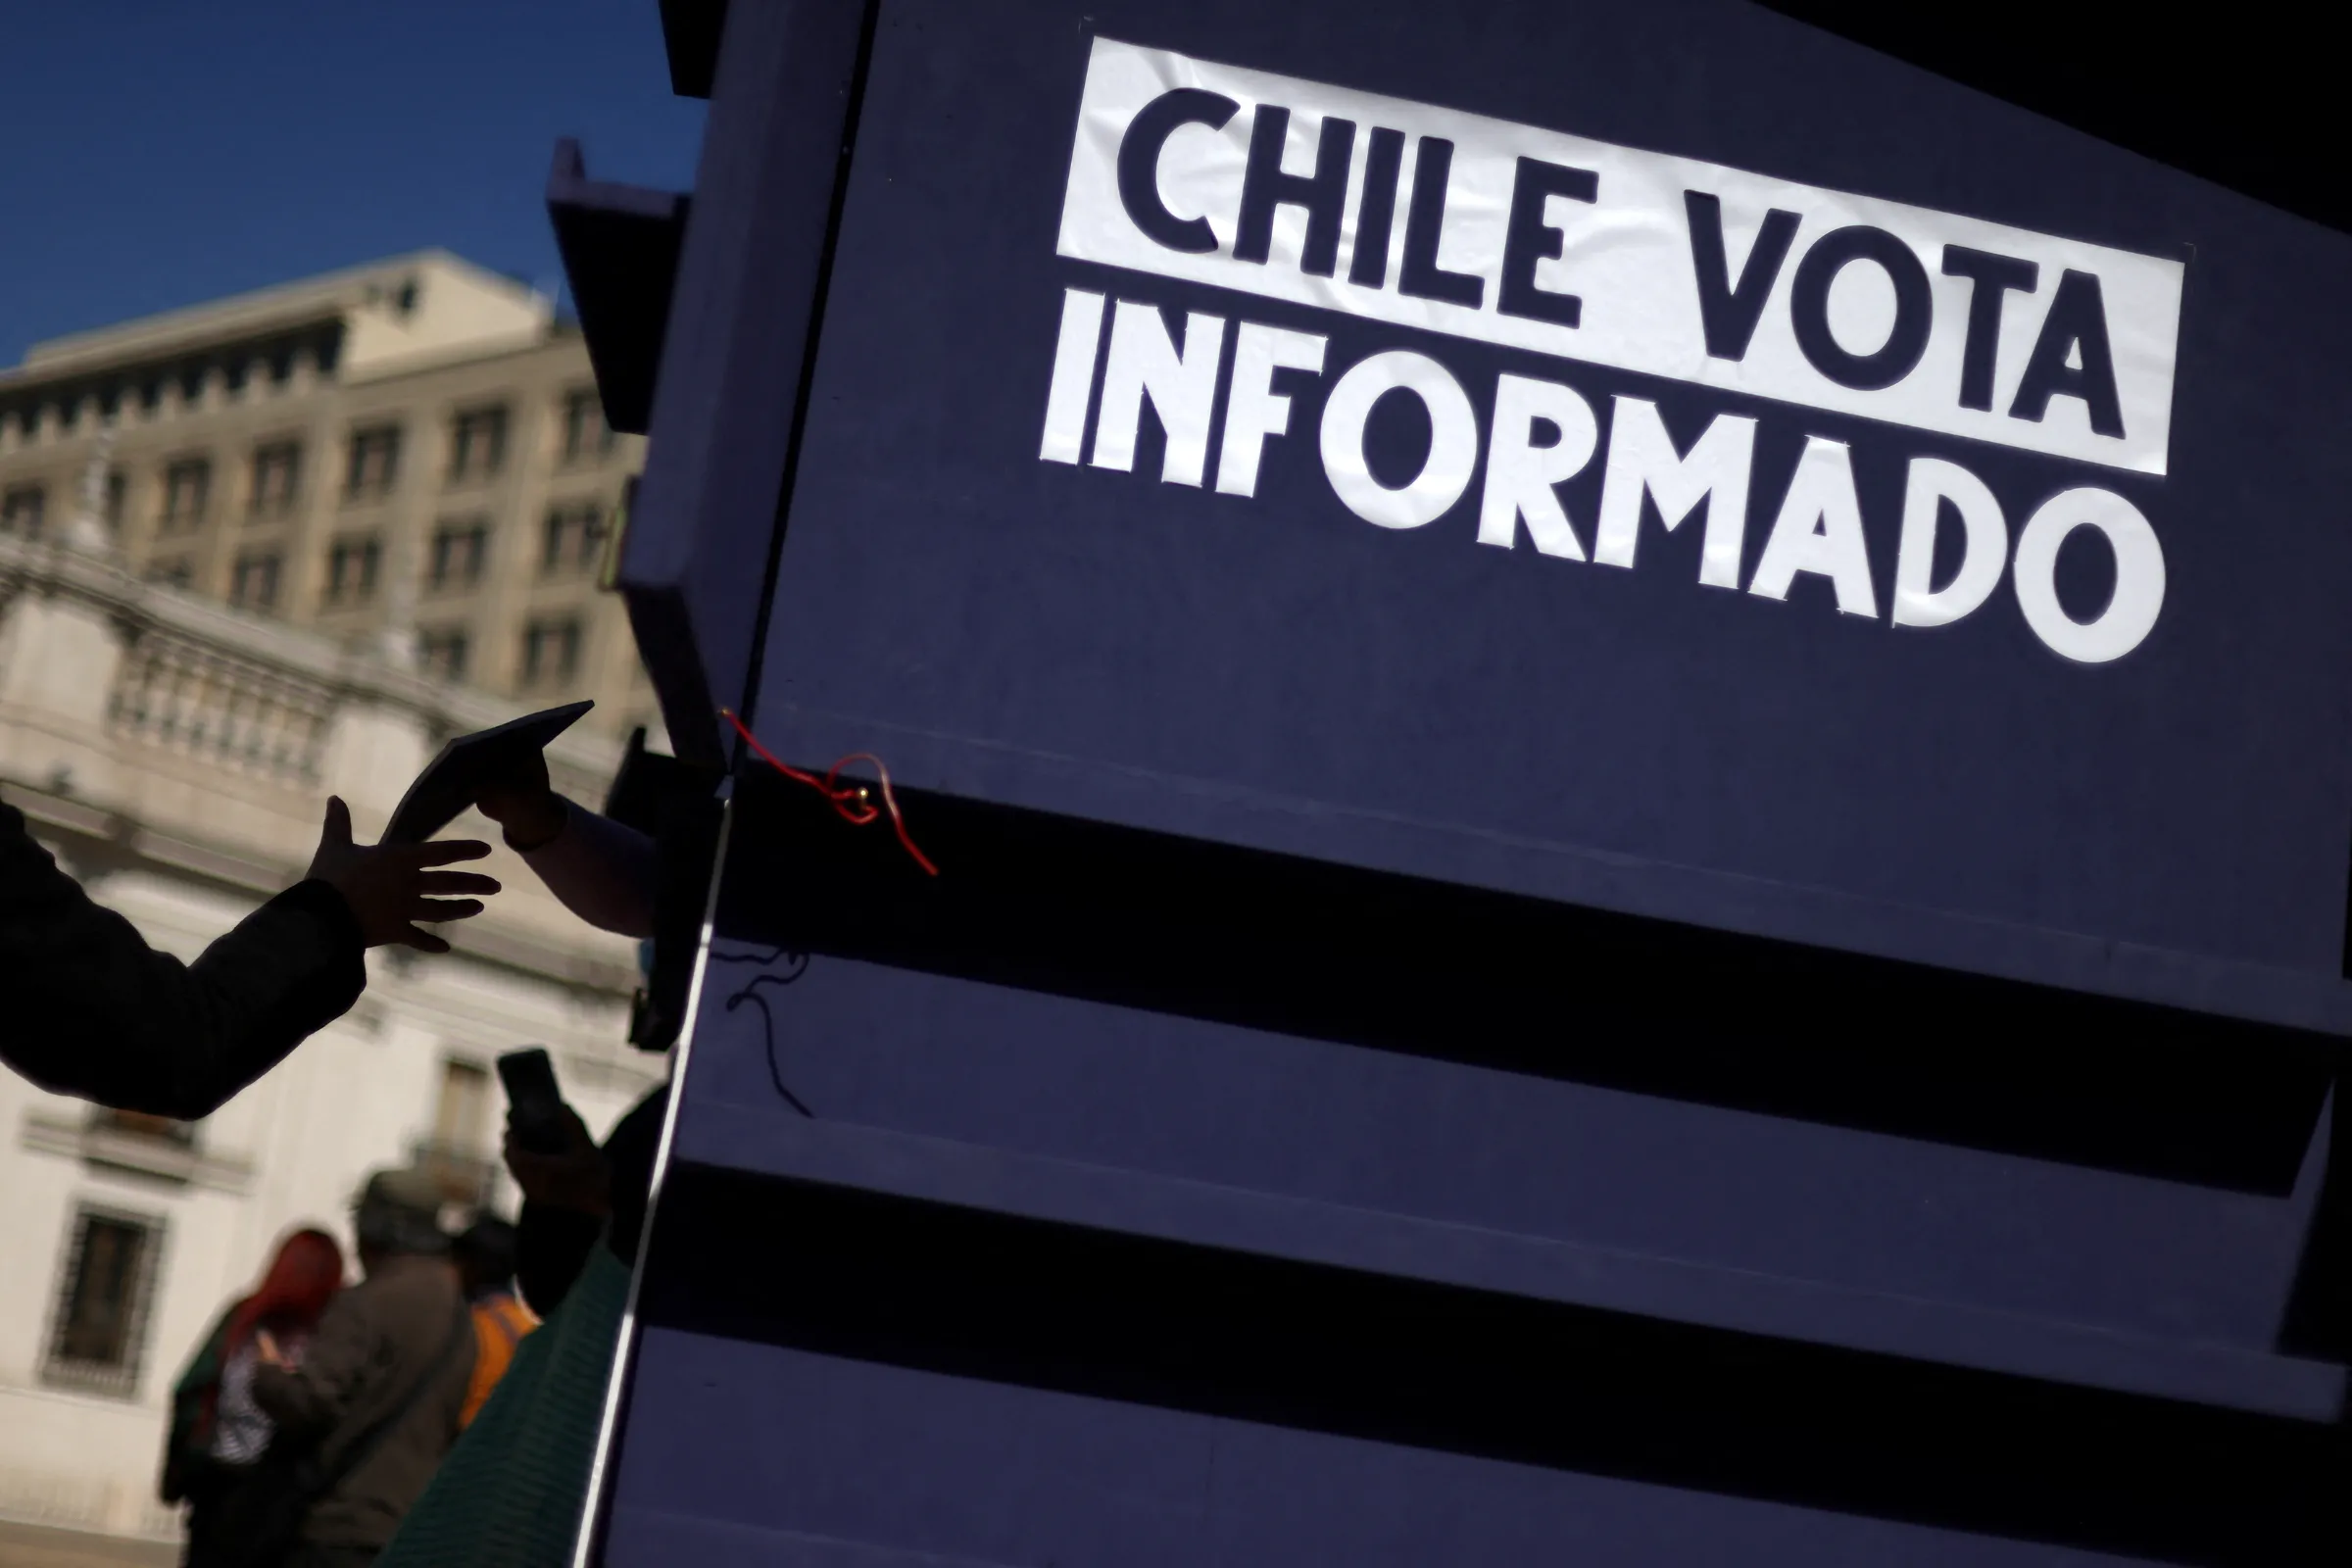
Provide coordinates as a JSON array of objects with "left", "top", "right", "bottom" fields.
[{"left": 382, "top": 701, "right": 594, "bottom": 845}]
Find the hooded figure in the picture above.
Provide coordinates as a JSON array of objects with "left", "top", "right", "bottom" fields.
[{"left": 248, "top": 1168, "right": 476, "bottom": 1568}]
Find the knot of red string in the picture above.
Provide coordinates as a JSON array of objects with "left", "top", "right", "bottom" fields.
[{"left": 720, "top": 709, "right": 939, "bottom": 876}]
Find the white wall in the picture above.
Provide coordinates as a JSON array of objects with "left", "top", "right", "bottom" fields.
[
  {"left": 0, "top": 534, "right": 660, "bottom": 1543},
  {"left": 0, "top": 863, "right": 652, "bottom": 1541}
]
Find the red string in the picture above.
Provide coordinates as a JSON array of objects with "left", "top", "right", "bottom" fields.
[{"left": 720, "top": 709, "right": 940, "bottom": 877}]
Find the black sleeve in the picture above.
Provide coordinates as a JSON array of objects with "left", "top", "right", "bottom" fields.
[
  {"left": 2, "top": 803, "right": 368, "bottom": 1118},
  {"left": 515, "top": 1203, "right": 603, "bottom": 1317},
  {"left": 514, "top": 1083, "right": 671, "bottom": 1314},
  {"left": 604, "top": 1084, "right": 670, "bottom": 1268},
  {"left": 250, "top": 1287, "right": 373, "bottom": 1439}
]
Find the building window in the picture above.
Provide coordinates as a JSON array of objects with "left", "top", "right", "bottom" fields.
[
  {"left": 229, "top": 551, "right": 281, "bottom": 613},
  {"left": 89, "top": 1109, "right": 197, "bottom": 1147},
  {"left": 540, "top": 503, "right": 606, "bottom": 576},
  {"left": 104, "top": 468, "right": 125, "bottom": 527},
  {"left": 417, "top": 1057, "right": 498, "bottom": 1204},
  {"left": 436, "top": 1058, "right": 491, "bottom": 1150},
  {"left": 447, "top": 406, "right": 509, "bottom": 482},
  {"left": 146, "top": 556, "right": 196, "bottom": 591},
  {"left": 370, "top": 276, "right": 422, "bottom": 318},
  {"left": 417, "top": 626, "right": 470, "bottom": 682},
  {"left": 161, "top": 458, "right": 211, "bottom": 532},
  {"left": 346, "top": 424, "right": 401, "bottom": 498},
  {"left": 249, "top": 440, "right": 302, "bottom": 518},
  {"left": 561, "top": 390, "right": 615, "bottom": 464},
  {"left": 520, "top": 617, "right": 584, "bottom": 685},
  {"left": 43, "top": 1205, "right": 166, "bottom": 1397},
  {"left": 325, "top": 535, "right": 381, "bottom": 605},
  {"left": 428, "top": 519, "right": 489, "bottom": 590},
  {"left": 1, "top": 483, "right": 44, "bottom": 538}
]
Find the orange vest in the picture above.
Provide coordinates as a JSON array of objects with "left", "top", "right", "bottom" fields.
[{"left": 460, "top": 1292, "right": 539, "bottom": 1428}]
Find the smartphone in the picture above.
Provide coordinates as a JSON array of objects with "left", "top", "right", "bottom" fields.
[{"left": 496, "top": 1048, "right": 570, "bottom": 1155}]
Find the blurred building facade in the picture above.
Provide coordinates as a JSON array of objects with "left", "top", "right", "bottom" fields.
[
  {"left": 0, "top": 258, "right": 668, "bottom": 1546},
  {"left": 0, "top": 251, "right": 660, "bottom": 744}
]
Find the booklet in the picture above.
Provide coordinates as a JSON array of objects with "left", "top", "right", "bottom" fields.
[{"left": 381, "top": 701, "right": 595, "bottom": 845}]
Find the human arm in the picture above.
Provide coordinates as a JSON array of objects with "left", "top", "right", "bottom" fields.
[
  {"left": 510, "top": 1100, "right": 612, "bottom": 1314},
  {"left": 523, "top": 804, "right": 658, "bottom": 939},
  {"left": 514, "top": 1203, "right": 604, "bottom": 1317},
  {"left": 476, "top": 754, "right": 657, "bottom": 939},
  {"left": 1, "top": 798, "right": 497, "bottom": 1118},
  {"left": 600, "top": 1085, "right": 668, "bottom": 1267},
  {"left": 511, "top": 1085, "right": 668, "bottom": 1311},
  {"left": 249, "top": 1290, "right": 371, "bottom": 1438}
]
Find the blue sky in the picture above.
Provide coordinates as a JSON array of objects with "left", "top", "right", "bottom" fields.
[{"left": 0, "top": 0, "right": 708, "bottom": 365}]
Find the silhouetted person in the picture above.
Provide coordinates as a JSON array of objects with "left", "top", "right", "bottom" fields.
[
  {"left": 163, "top": 1228, "right": 347, "bottom": 1567},
  {"left": 474, "top": 751, "right": 665, "bottom": 1310},
  {"left": 452, "top": 1218, "right": 537, "bottom": 1429},
  {"left": 368, "top": 758, "right": 668, "bottom": 1566},
  {"left": 2, "top": 796, "right": 497, "bottom": 1116},
  {"left": 252, "top": 1169, "right": 476, "bottom": 1568}
]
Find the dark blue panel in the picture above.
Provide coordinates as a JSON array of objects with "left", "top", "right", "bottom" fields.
[
  {"left": 740, "top": 0, "right": 2352, "bottom": 1004},
  {"left": 694, "top": 769, "right": 2335, "bottom": 1191},
  {"left": 622, "top": 0, "right": 867, "bottom": 762},
  {"left": 670, "top": 946, "right": 2337, "bottom": 1406},
  {"left": 612, "top": 1155, "right": 2343, "bottom": 1561},
  {"left": 608, "top": 1334, "right": 2161, "bottom": 1567},
  {"left": 602, "top": 2, "right": 2352, "bottom": 1563}
]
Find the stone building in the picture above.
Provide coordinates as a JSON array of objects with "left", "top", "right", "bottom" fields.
[
  {"left": 0, "top": 251, "right": 660, "bottom": 744},
  {"left": 0, "top": 260, "right": 668, "bottom": 1549}
]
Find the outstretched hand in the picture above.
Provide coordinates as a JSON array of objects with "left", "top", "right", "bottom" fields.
[
  {"left": 474, "top": 750, "right": 566, "bottom": 853},
  {"left": 306, "top": 797, "right": 499, "bottom": 955}
]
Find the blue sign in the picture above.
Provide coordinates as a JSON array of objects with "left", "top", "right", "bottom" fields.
[
  {"left": 572, "top": 2, "right": 2352, "bottom": 1564},
  {"left": 691, "top": 0, "right": 2352, "bottom": 1027}
]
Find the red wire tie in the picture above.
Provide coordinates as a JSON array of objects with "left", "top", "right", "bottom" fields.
[{"left": 720, "top": 709, "right": 940, "bottom": 877}]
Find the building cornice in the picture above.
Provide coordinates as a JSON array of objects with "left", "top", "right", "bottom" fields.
[
  {"left": 10, "top": 251, "right": 471, "bottom": 378},
  {"left": 0, "top": 532, "right": 622, "bottom": 770},
  {"left": 2, "top": 532, "right": 636, "bottom": 999},
  {"left": 19, "top": 1112, "right": 256, "bottom": 1195}
]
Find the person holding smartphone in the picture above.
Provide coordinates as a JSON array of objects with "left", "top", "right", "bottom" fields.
[
  {"left": 466, "top": 750, "right": 666, "bottom": 1310},
  {"left": 250, "top": 1170, "right": 475, "bottom": 1568},
  {"left": 369, "top": 757, "right": 671, "bottom": 1568}
]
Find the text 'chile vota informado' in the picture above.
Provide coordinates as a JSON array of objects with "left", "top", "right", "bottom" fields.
[{"left": 1040, "top": 38, "right": 2185, "bottom": 663}]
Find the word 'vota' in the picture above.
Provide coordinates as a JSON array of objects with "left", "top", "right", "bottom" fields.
[
  {"left": 1055, "top": 39, "right": 2185, "bottom": 476},
  {"left": 1039, "top": 289, "right": 2166, "bottom": 664},
  {"left": 1116, "top": 95, "right": 2124, "bottom": 440}
]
